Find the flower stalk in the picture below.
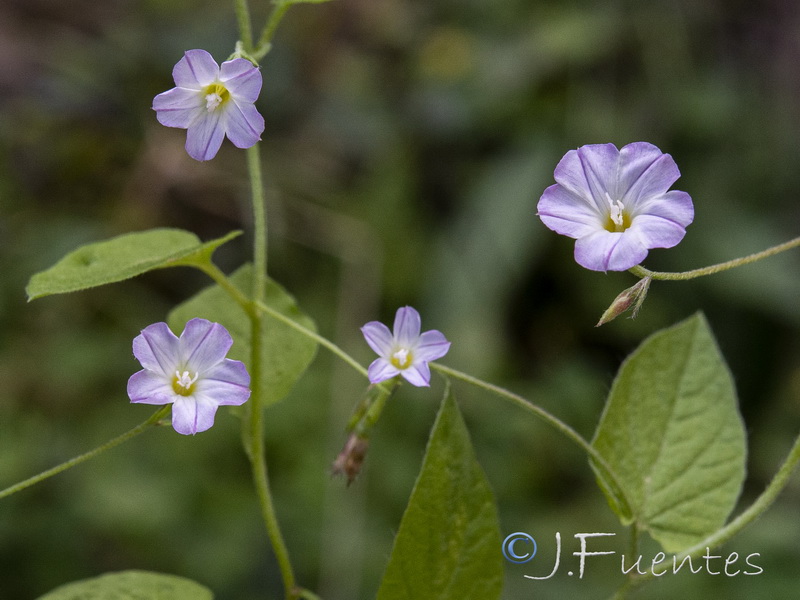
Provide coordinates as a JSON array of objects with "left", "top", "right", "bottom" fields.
[
  {"left": 0, "top": 406, "right": 170, "bottom": 500},
  {"left": 630, "top": 235, "right": 800, "bottom": 281}
]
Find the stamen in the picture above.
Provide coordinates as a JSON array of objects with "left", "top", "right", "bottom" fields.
[
  {"left": 390, "top": 348, "right": 413, "bottom": 369},
  {"left": 175, "top": 370, "right": 199, "bottom": 390},
  {"left": 203, "top": 83, "right": 229, "bottom": 112},
  {"left": 605, "top": 192, "right": 628, "bottom": 232},
  {"left": 205, "top": 93, "right": 223, "bottom": 111}
]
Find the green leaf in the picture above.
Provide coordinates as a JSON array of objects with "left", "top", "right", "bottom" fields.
[
  {"left": 375, "top": 386, "right": 502, "bottom": 600},
  {"left": 168, "top": 264, "right": 317, "bottom": 407},
  {"left": 36, "top": 570, "right": 213, "bottom": 600},
  {"left": 591, "top": 312, "right": 746, "bottom": 552},
  {"left": 26, "top": 229, "right": 241, "bottom": 300},
  {"left": 276, "top": 0, "right": 332, "bottom": 5}
]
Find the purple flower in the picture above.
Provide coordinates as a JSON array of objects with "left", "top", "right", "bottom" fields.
[
  {"left": 152, "top": 49, "right": 265, "bottom": 161},
  {"left": 537, "top": 142, "right": 694, "bottom": 271},
  {"left": 128, "top": 318, "right": 251, "bottom": 435},
  {"left": 361, "top": 306, "right": 450, "bottom": 387}
]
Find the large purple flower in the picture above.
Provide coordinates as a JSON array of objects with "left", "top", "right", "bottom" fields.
[
  {"left": 361, "top": 306, "right": 450, "bottom": 387},
  {"left": 537, "top": 142, "right": 694, "bottom": 271},
  {"left": 128, "top": 318, "right": 251, "bottom": 435},
  {"left": 153, "top": 49, "right": 265, "bottom": 161}
]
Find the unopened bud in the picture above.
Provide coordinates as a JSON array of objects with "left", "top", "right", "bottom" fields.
[
  {"left": 332, "top": 434, "right": 370, "bottom": 486},
  {"left": 596, "top": 277, "right": 651, "bottom": 327}
]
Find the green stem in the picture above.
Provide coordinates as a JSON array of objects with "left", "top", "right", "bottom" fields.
[
  {"left": 248, "top": 144, "right": 267, "bottom": 302},
  {"left": 630, "top": 235, "right": 800, "bottom": 281},
  {"left": 254, "top": 299, "right": 370, "bottom": 380},
  {"left": 198, "top": 262, "right": 256, "bottom": 316},
  {"left": 244, "top": 140, "right": 298, "bottom": 599},
  {"left": 613, "top": 427, "right": 800, "bottom": 599},
  {"left": 234, "top": 0, "right": 254, "bottom": 53},
  {"left": 430, "top": 363, "right": 633, "bottom": 518},
  {"left": 254, "top": 1, "right": 292, "bottom": 59},
  {"left": 0, "top": 406, "right": 170, "bottom": 500}
]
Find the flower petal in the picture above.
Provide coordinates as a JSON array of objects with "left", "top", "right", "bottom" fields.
[
  {"left": 173, "top": 49, "right": 219, "bottom": 88},
  {"left": 224, "top": 100, "right": 264, "bottom": 149},
  {"left": 537, "top": 183, "right": 605, "bottom": 239},
  {"left": 153, "top": 87, "right": 204, "bottom": 128},
  {"left": 127, "top": 370, "right": 175, "bottom": 405},
  {"left": 185, "top": 108, "right": 226, "bottom": 161},
  {"left": 171, "top": 396, "right": 219, "bottom": 435},
  {"left": 393, "top": 306, "right": 421, "bottom": 347},
  {"left": 132, "top": 322, "right": 180, "bottom": 377},
  {"left": 367, "top": 358, "right": 400, "bottom": 384},
  {"left": 630, "top": 214, "right": 688, "bottom": 249},
  {"left": 414, "top": 330, "right": 450, "bottom": 362},
  {"left": 199, "top": 359, "right": 252, "bottom": 405},
  {"left": 618, "top": 143, "right": 680, "bottom": 207},
  {"left": 220, "top": 59, "right": 263, "bottom": 102},
  {"left": 574, "top": 230, "right": 648, "bottom": 272},
  {"left": 401, "top": 362, "right": 431, "bottom": 387},
  {"left": 179, "top": 318, "right": 233, "bottom": 372},
  {"left": 553, "top": 144, "right": 620, "bottom": 214},
  {"left": 637, "top": 190, "right": 694, "bottom": 228},
  {"left": 361, "top": 321, "right": 394, "bottom": 357}
]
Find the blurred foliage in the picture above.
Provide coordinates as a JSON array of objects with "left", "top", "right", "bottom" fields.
[{"left": 1, "top": 0, "right": 800, "bottom": 598}]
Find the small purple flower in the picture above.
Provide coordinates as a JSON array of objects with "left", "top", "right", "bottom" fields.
[
  {"left": 152, "top": 49, "right": 265, "bottom": 161},
  {"left": 128, "top": 318, "right": 251, "bottom": 435},
  {"left": 361, "top": 306, "right": 450, "bottom": 387},
  {"left": 537, "top": 142, "right": 694, "bottom": 271}
]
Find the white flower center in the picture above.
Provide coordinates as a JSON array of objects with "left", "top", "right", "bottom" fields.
[
  {"left": 173, "top": 370, "right": 199, "bottom": 396},
  {"left": 203, "top": 82, "right": 230, "bottom": 112},
  {"left": 205, "top": 92, "right": 223, "bottom": 111},
  {"left": 390, "top": 348, "right": 413, "bottom": 370},
  {"left": 605, "top": 193, "right": 629, "bottom": 232}
]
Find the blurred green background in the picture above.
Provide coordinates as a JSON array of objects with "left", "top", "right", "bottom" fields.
[{"left": 2, "top": 0, "right": 800, "bottom": 598}]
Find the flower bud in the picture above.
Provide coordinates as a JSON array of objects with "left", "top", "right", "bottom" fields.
[
  {"left": 596, "top": 277, "right": 651, "bottom": 326},
  {"left": 332, "top": 434, "right": 370, "bottom": 486}
]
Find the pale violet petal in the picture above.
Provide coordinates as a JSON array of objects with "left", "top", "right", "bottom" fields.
[
  {"left": 629, "top": 214, "right": 688, "bottom": 249},
  {"left": 414, "top": 330, "right": 450, "bottom": 362},
  {"left": 127, "top": 370, "right": 175, "bottom": 405},
  {"left": 220, "top": 59, "right": 262, "bottom": 102},
  {"left": 132, "top": 322, "right": 180, "bottom": 377},
  {"left": 153, "top": 87, "right": 204, "bottom": 128},
  {"left": 393, "top": 306, "right": 421, "bottom": 347},
  {"left": 574, "top": 230, "right": 648, "bottom": 272},
  {"left": 361, "top": 321, "right": 394, "bottom": 356},
  {"left": 636, "top": 190, "right": 694, "bottom": 228},
  {"left": 401, "top": 362, "right": 431, "bottom": 387},
  {"left": 537, "top": 183, "right": 605, "bottom": 239},
  {"left": 198, "top": 360, "right": 251, "bottom": 405},
  {"left": 185, "top": 108, "right": 225, "bottom": 161},
  {"left": 553, "top": 144, "right": 620, "bottom": 214},
  {"left": 224, "top": 100, "right": 264, "bottom": 149},
  {"left": 173, "top": 49, "right": 219, "bottom": 88},
  {"left": 367, "top": 358, "right": 400, "bottom": 384},
  {"left": 171, "top": 396, "right": 219, "bottom": 435},
  {"left": 180, "top": 318, "right": 233, "bottom": 372},
  {"left": 617, "top": 143, "right": 680, "bottom": 207}
]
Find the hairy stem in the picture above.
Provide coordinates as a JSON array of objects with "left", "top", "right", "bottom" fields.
[
  {"left": 430, "top": 363, "right": 633, "bottom": 518},
  {"left": 630, "top": 235, "right": 800, "bottom": 281},
  {"left": 0, "top": 406, "right": 170, "bottom": 500}
]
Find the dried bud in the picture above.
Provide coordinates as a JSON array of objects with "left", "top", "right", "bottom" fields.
[
  {"left": 332, "top": 434, "right": 370, "bottom": 486},
  {"left": 596, "top": 277, "right": 651, "bottom": 327}
]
